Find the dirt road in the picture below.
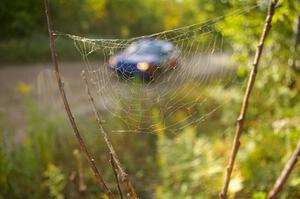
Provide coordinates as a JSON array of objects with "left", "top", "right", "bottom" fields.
[
  {"left": 0, "top": 55, "right": 232, "bottom": 135},
  {"left": 0, "top": 63, "right": 85, "bottom": 135}
]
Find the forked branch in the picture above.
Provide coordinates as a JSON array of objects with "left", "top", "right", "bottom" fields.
[
  {"left": 267, "top": 141, "right": 300, "bottom": 199},
  {"left": 219, "top": 0, "right": 279, "bottom": 198},
  {"left": 43, "top": 0, "right": 114, "bottom": 198},
  {"left": 82, "top": 71, "right": 138, "bottom": 199}
]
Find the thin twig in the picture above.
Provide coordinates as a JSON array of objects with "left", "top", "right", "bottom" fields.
[
  {"left": 219, "top": 1, "right": 279, "bottom": 198},
  {"left": 109, "top": 153, "right": 124, "bottom": 199},
  {"left": 267, "top": 141, "right": 300, "bottom": 199},
  {"left": 73, "top": 149, "right": 87, "bottom": 193},
  {"left": 43, "top": 1, "right": 115, "bottom": 198},
  {"left": 81, "top": 71, "right": 138, "bottom": 199},
  {"left": 292, "top": 2, "right": 300, "bottom": 73}
]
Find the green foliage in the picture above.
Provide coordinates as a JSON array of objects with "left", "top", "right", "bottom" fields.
[
  {"left": 152, "top": 1, "right": 300, "bottom": 198},
  {"left": 252, "top": 191, "right": 267, "bottom": 199},
  {"left": 0, "top": 95, "right": 159, "bottom": 198},
  {"left": 0, "top": 34, "right": 78, "bottom": 64},
  {"left": 44, "top": 164, "right": 66, "bottom": 199},
  {"left": 0, "top": 145, "right": 11, "bottom": 196},
  {"left": 1, "top": 0, "right": 300, "bottom": 198},
  {"left": 156, "top": 127, "right": 225, "bottom": 198},
  {"left": 0, "top": 0, "right": 231, "bottom": 63},
  {"left": 0, "top": 98, "right": 64, "bottom": 198},
  {"left": 0, "top": 0, "right": 45, "bottom": 39}
]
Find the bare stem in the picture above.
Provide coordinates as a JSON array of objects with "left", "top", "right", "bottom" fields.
[
  {"left": 81, "top": 71, "right": 138, "bottom": 199},
  {"left": 219, "top": 1, "right": 278, "bottom": 198},
  {"left": 292, "top": 4, "right": 300, "bottom": 73},
  {"left": 43, "top": 0, "right": 114, "bottom": 198},
  {"left": 267, "top": 141, "right": 300, "bottom": 199},
  {"left": 73, "top": 149, "right": 87, "bottom": 193},
  {"left": 109, "top": 153, "right": 124, "bottom": 199}
]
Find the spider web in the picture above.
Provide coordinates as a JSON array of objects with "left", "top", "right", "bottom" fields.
[
  {"left": 52, "top": 6, "right": 257, "bottom": 137},
  {"left": 52, "top": 5, "right": 257, "bottom": 136},
  {"left": 34, "top": 4, "right": 264, "bottom": 197}
]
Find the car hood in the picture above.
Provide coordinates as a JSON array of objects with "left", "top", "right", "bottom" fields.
[{"left": 115, "top": 53, "right": 162, "bottom": 64}]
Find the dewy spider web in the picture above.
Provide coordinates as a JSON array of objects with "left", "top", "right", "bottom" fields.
[
  {"left": 36, "top": 4, "right": 265, "bottom": 197},
  {"left": 54, "top": 5, "right": 258, "bottom": 135}
]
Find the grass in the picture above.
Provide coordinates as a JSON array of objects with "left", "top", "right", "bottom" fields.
[
  {"left": 1, "top": 82, "right": 299, "bottom": 198},
  {"left": 0, "top": 34, "right": 79, "bottom": 65},
  {"left": 0, "top": 95, "right": 159, "bottom": 198}
]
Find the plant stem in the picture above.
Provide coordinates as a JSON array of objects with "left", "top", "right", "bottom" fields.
[
  {"left": 82, "top": 71, "right": 138, "bottom": 199},
  {"left": 43, "top": 0, "right": 114, "bottom": 198},
  {"left": 267, "top": 141, "right": 300, "bottom": 199},
  {"left": 292, "top": 3, "right": 300, "bottom": 73},
  {"left": 219, "top": 1, "right": 278, "bottom": 198},
  {"left": 109, "top": 153, "right": 124, "bottom": 199},
  {"left": 73, "top": 149, "right": 87, "bottom": 193}
]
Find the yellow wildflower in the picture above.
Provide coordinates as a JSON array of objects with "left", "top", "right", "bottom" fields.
[{"left": 16, "top": 82, "right": 32, "bottom": 95}]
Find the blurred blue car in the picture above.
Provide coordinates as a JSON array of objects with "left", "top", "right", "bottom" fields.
[{"left": 109, "top": 39, "right": 179, "bottom": 81}]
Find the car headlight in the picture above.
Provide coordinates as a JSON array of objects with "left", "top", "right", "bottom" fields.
[
  {"left": 137, "top": 62, "right": 149, "bottom": 71},
  {"left": 109, "top": 57, "right": 117, "bottom": 66}
]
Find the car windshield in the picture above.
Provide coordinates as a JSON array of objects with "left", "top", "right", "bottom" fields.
[{"left": 125, "top": 42, "right": 170, "bottom": 55}]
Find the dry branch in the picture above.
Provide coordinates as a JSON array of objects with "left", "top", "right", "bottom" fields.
[
  {"left": 109, "top": 153, "right": 124, "bottom": 199},
  {"left": 43, "top": 0, "right": 114, "bottom": 198},
  {"left": 267, "top": 141, "right": 300, "bottom": 199},
  {"left": 81, "top": 71, "right": 138, "bottom": 199},
  {"left": 219, "top": 0, "right": 279, "bottom": 198}
]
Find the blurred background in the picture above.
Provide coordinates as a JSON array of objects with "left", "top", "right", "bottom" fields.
[{"left": 0, "top": 0, "right": 300, "bottom": 198}]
